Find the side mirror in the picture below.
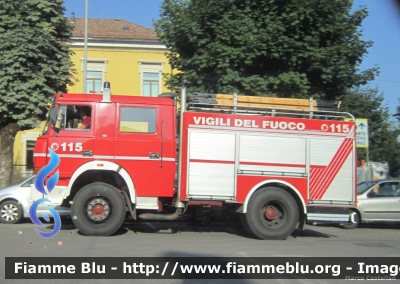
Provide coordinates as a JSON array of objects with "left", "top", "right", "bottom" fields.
[
  {"left": 49, "top": 107, "right": 58, "bottom": 125},
  {"left": 54, "top": 109, "right": 63, "bottom": 134},
  {"left": 367, "top": 191, "right": 377, "bottom": 198}
]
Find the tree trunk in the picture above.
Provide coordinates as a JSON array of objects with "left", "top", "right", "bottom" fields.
[{"left": 0, "top": 123, "right": 20, "bottom": 189}]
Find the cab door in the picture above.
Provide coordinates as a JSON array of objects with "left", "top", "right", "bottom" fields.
[
  {"left": 45, "top": 103, "right": 95, "bottom": 204},
  {"left": 114, "top": 104, "right": 160, "bottom": 197}
]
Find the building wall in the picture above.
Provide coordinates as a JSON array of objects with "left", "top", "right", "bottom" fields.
[
  {"left": 12, "top": 122, "right": 46, "bottom": 183},
  {"left": 68, "top": 47, "right": 172, "bottom": 95}
]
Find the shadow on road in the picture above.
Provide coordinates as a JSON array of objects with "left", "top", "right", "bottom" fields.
[
  {"left": 19, "top": 214, "right": 342, "bottom": 240},
  {"left": 28, "top": 214, "right": 340, "bottom": 240},
  {"left": 291, "top": 227, "right": 335, "bottom": 238}
]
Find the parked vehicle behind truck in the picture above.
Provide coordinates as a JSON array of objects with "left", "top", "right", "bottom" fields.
[
  {"left": 0, "top": 176, "right": 70, "bottom": 224},
  {"left": 32, "top": 83, "right": 357, "bottom": 239}
]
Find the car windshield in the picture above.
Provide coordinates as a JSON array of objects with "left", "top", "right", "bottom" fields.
[
  {"left": 21, "top": 176, "right": 35, "bottom": 187},
  {"left": 357, "top": 180, "right": 379, "bottom": 194}
]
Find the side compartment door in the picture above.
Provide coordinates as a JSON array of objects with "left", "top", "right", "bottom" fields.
[
  {"left": 238, "top": 134, "right": 306, "bottom": 177},
  {"left": 187, "top": 130, "right": 236, "bottom": 199},
  {"left": 309, "top": 137, "right": 355, "bottom": 203},
  {"left": 115, "top": 105, "right": 160, "bottom": 197}
]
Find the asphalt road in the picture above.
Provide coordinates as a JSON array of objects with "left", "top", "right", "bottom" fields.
[{"left": 1, "top": 218, "right": 399, "bottom": 284}]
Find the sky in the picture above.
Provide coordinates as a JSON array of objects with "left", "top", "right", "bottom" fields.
[{"left": 62, "top": 0, "right": 400, "bottom": 117}]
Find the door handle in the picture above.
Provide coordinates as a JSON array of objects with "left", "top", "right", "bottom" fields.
[
  {"left": 149, "top": 152, "right": 160, "bottom": 159},
  {"left": 82, "top": 150, "right": 92, "bottom": 157}
]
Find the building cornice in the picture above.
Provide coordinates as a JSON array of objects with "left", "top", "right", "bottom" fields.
[{"left": 69, "top": 37, "right": 169, "bottom": 51}]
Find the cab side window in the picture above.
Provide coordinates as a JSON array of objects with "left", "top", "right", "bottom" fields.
[
  {"left": 119, "top": 107, "right": 156, "bottom": 133},
  {"left": 58, "top": 105, "right": 92, "bottom": 130}
]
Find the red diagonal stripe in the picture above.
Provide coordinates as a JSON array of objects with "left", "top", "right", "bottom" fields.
[
  {"left": 311, "top": 167, "right": 328, "bottom": 199},
  {"left": 310, "top": 167, "right": 325, "bottom": 199},
  {"left": 310, "top": 166, "right": 324, "bottom": 188}
]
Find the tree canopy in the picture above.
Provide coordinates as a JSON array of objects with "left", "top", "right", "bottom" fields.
[
  {"left": 0, "top": 0, "right": 74, "bottom": 188},
  {"left": 0, "top": 0, "right": 74, "bottom": 129},
  {"left": 154, "top": 0, "right": 378, "bottom": 99}
]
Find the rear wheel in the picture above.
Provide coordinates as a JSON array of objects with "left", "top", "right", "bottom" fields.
[
  {"left": 71, "top": 183, "right": 126, "bottom": 236},
  {"left": 0, "top": 200, "right": 23, "bottom": 224},
  {"left": 244, "top": 187, "right": 299, "bottom": 240}
]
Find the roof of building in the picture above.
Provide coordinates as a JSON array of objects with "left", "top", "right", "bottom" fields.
[{"left": 69, "top": 18, "right": 159, "bottom": 41}]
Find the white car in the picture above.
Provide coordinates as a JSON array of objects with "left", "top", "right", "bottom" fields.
[
  {"left": 342, "top": 179, "right": 400, "bottom": 229},
  {"left": 0, "top": 176, "right": 70, "bottom": 224}
]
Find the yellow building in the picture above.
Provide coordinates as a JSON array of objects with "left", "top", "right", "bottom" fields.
[{"left": 12, "top": 18, "right": 171, "bottom": 182}]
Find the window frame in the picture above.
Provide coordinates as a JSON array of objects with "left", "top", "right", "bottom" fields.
[
  {"left": 138, "top": 61, "right": 164, "bottom": 97},
  {"left": 80, "top": 58, "right": 108, "bottom": 94},
  {"left": 85, "top": 71, "right": 103, "bottom": 94},
  {"left": 142, "top": 72, "right": 160, "bottom": 97},
  {"left": 20, "top": 132, "right": 40, "bottom": 173}
]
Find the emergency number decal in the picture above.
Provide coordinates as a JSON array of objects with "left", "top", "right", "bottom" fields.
[
  {"left": 321, "top": 124, "right": 350, "bottom": 133},
  {"left": 50, "top": 142, "right": 83, "bottom": 152},
  {"left": 189, "top": 114, "right": 355, "bottom": 134}
]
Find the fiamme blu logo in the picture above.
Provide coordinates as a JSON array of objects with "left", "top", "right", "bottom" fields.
[{"left": 29, "top": 148, "right": 62, "bottom": 239}]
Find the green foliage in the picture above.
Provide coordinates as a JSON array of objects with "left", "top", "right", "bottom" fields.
[
  {"left": 341, "top": 88, "right": 400, "bottom": 176},
  {"left": 0, "top": 0, "right": 74, "bottom": 129},
  {"left": 155, "top": 0, "right": 377, "bottom": 99}
]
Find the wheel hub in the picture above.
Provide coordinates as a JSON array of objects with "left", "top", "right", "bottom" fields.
[
  {"left": 259, "top": 204, "right": 284, "bottom": 229},
  {"left": 1, "top": 204, "right": 18, "bottom": 221},
  {"left": 87, "top": 198, "right": 110, "bottom": 222},
  {"left": 91, "top": 204, "right": 105, "bottom": 216},
  {"left": 264, "top": 207, "right": 277, "bottom": 220}
]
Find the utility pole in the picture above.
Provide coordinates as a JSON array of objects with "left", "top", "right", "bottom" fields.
[{"left": 83, "top": 0, "right": 89, "bottom": 93}]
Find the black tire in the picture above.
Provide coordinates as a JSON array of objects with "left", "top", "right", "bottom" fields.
[
  {"left": 342, "top": 210, "right": 360, "bottom": 229},
  {"left": 71, "top": 183, "right": 126, "bottom": 236},
  {"left": 244, "top": 187, "right": 299, "bottom": 240},
  {"left": 0, "top": 200, "right": 23, "bottom": 224}
]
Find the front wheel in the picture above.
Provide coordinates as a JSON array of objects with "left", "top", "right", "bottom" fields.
[
  {"left": 244, "top": 187, "right": 299, "bottom": 240},
  {"left": 71, "top": 183, "right": 126, "bottom": 236},
  {"left": 0, "top": 200, "right": 23, "bottom": 224},
  {"left": 342, "top": 210, "right": 360, "bottom": 229}
]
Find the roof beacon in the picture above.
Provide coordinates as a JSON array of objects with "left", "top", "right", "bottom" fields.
[{"left": 102, "top": 82, "right": 111, "bottom": 102}]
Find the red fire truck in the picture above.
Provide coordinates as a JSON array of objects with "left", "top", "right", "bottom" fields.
[{"left": 32, "top": 83, "right": 357, "bottom": 239}]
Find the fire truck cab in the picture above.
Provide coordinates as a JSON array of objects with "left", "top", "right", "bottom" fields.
[{"left": 33, "top": 83, "right": 357, "bottom": 240}]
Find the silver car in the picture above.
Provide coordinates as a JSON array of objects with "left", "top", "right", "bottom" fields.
[
  {"left": 0, "top": 176, "right": 70, "bottom": 224},
  {"left": 342, "top": 179, "right": 400, "bottom": 229}
]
